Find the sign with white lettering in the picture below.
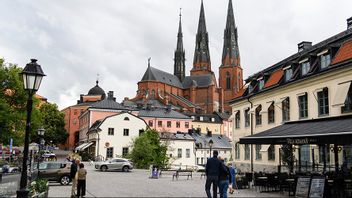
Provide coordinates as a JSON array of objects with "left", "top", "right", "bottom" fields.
[
  {"left": 296, "top": 177, "right": 311, "bottom": 198},
  {"left": 309, "top": 177, "right": 325, "bottom": 198}
]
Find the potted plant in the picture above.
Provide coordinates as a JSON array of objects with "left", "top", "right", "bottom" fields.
[{"left": 29, "top": 178, "right": 49, "bottom": 198}]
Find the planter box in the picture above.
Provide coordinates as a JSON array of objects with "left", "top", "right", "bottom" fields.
[{"left": 31, "top": 182, "right": 49, "bottom": 198}]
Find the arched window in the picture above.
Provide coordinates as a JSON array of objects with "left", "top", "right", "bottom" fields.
[
  {"left": 124, "top": 117, "right": 130, "bottom": 121},
  {"left": 226, "top": 72, "right": 231, "bottom": 90},
  {"left": 268, "top": 103, "right": 275, "bottom": 124},
  {"left": 235, "top": 143, "right": 240, "bottom": 159},
  {"left": 282, "top": 97, "right": 290, "bottom": 121},
  {"left": 255, "top": 105, "right": 262, "bottom": 125}
]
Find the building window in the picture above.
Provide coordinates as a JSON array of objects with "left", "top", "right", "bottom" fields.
[
  {"left": 185, "top": 122, "right": 189, "bottom": 128},
  {"left": 123, "top": 129, "right": 129, "bottom": 136},
  {"left": 186, "top": 149, "right": 190, "bottom": 158},
  {"left": 176, "top": 121, "right": 180, "bottom": 128},
  {"left": 148, "top": 120, "right": 153, "bottom": 127},
  {"left": 342, "top": 85, "right": 352, "bottom": 113},
  {"left": 106, "top": 147, "right": 113, "bottom": 158},
  {"left": 318, "top": 88, "right": 329, "bottom": 116},
  {"left": 320, "top": 53, "right": 331, "bottom": 69},
  {"left": 258, "top": 79, "right": 264, "bottom": 90},
  {"left": 197, "top": 158, "right": 199, "bottom": 164},
  {"left": 124, "top": 117, "right": 130, "bottom": 121},
  {"left": 235, "top": 143, "right": 240, "bottom": 159},
  {"left": 268, "top": 103, "right": 275, "bottom": 124},
  {"left": 226, "top": 72, "right": 231, "bottom": 90},
  {"left": 244, "top": 144, "right": 250, "bottom": 160},
  {"left": 282, "top": 97, "right": 290, "bottom": 122},
  {"left": 285, "top": 68, "right": 293, "bottom": 82},
  {"left": 244, "top": 108, "right": 250, "bottom": 127},
  {"left": 235, "top": 111, "right": 240, "bottom": 128},
  {"left": 158, "top": 121, "right": 162, "bottom": 127},
  {"left": 167, "top": 121, "right": 171, "bottom": 128},
  {"left": 122, "top": 147, "right": 129, "bottom": 157},
  {"left": 139, "top": 129, "right": 144, "bottom": 136},
  {"left": 301, "top": 145, "right": 310, "bottom": 166},
  {"left": 255, "top": 105, "right": 262, "bottom": 125},
  {"left": 301, "top": 61, "right": 310, "bottom": 76},
  {"left": 108, "top": 128, "right": 114, "bottom": 136},
  {"left": 268, "top": 145, "right": 275, "bottom": 161},
  {"left": 177, "top": 148, "right": 182, "bottom": 158},
  {"left": 255, "top": 144, "right": 262, "bottom": 160},
  {"left": 298, "top": 93, "right": 308, "bottom": 119},
  {"left": 201, "top": 157, "right": 204, "bottom": 164}
]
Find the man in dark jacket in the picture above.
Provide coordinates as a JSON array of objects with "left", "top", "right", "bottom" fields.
[
  {"left": 70, "top": 159, "right": 79, "bottom": 197},
  {"left": 205, "top": 150, "right": 223, "bottom": 198}
]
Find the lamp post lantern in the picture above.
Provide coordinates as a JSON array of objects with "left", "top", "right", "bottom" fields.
[
  {"left": 209, "top": 139, "right": 213, "bottom": 158},
  {"left": 37, "top": 128, "right": 45, "bottom": 178},
  {"left": 17, "top": 59, "right": 45, "bottom": 197}
]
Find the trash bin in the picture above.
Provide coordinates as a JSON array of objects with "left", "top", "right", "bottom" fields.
[{"left": 150, "top": 165, "right": 159, "bottom": 179}]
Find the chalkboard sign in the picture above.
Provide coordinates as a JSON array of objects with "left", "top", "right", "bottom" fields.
[
  {"left": 296, "top": 177, "right": 311, "bottom": 198},
  {"left": 309, "top": 177, "right": 325, "bottom": 198}
]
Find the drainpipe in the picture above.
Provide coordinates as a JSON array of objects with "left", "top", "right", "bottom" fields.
[{"left": 247, "top": 97, "right": 254, "bottom": 173}]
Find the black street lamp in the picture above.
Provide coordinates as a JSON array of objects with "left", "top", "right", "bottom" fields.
[
  {"left": 17, "top": 59, "right": 45, "bottom": 197},
  {"left": 37, "top": 128, "right": 45, "bottom": 178},
  {"left": 209, "top": 139, "right": 213, "bottom": 158}
]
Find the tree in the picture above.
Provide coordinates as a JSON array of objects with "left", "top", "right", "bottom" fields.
[
  {"left": 0, "top": 58, "right": 67, "bottom": 146},
  {"left": 0, "top": 58, "right": 41, "bottom": 146},
  {"left": 38, "top": 103, "right": 68, "bottom": 145},
  {"left": 129, "top": 129, "right": 169, "bottom": 169}
]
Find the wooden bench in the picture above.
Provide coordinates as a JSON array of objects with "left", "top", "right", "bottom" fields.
[
  {"left": 159, "top": 169, "right": 177, "bottom": 178},
  {"left": 172, "top": 170, "right": 193, "bottom": 180}
]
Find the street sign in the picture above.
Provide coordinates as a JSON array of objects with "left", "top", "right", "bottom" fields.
[{"left": 9, "top": 138, "right": 13, "bottom": 153}]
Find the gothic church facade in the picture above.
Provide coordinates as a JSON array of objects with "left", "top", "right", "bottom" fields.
[{"left": 130, "top": 0, "right": 243, "bottom": 114}]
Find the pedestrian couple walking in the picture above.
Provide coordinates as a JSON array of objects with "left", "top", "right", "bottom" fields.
[
  {"left": 70, "top": 159, "right": 87, "bottom": 198},
  {"left": 205, "top": 150, "right": 233, "bottom": 198}
]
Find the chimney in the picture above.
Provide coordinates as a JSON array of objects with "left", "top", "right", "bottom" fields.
[
  {"left": 207, "top": 130, "right": 212, "bottom": 137},
  {"left": 146, "top": 103, "right": 152, "bottom": 110},
  {"left": 298, "top": 41, "right": 312, "bottom": 52},
  {"left": 166, "top": 104, "right": 172, "bottom": 111},
  {"left": 347, "top": 17, "right": 352, "bottom": 29},
  {"left": 107, "top": 91, "right": 116, "bottom": 101}
]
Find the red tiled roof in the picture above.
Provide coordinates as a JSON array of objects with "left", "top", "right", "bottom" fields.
[
  {"left": 263, "top": 68, "right": 284, "bottom": 88},
  {"left": 331, "top": 39, "right": 352, "bottom": 65},
  {"left": 233, "top": 87, "right": 247, "bottom": 99}
]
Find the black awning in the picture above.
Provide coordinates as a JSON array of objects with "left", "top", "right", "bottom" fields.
[{"left": 239, "top": 115, "right": 352, "bottom": 145}]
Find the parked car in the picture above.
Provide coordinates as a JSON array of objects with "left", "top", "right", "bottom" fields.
[
  {"left": 95, "top": 158, "right": 133, "bottom": 172},
  {"left": 39, "top": 162, "right": 71, "bottom": 185}
]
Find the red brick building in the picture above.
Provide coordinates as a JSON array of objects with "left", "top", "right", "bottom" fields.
[
  {"left": 61, "top": 81, "right": 106, "bottom": 149},
  {"left": 130, "top": 0, "right": 243, "bottom": 114}
]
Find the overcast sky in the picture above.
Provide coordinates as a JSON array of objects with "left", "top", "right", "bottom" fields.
[{"left": 1, "top": 0, "right": 351, "bottom": 109}]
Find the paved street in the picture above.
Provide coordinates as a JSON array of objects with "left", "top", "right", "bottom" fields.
[{"left": 49, "top": 163, "right": 288, "bottom": 197}]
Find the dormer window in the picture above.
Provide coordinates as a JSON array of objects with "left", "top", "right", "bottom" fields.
[
  {"left": 248, "top": 84, "right": 253, "bottom": 93},
  {"left": 284, "top": 67, "right": 293, "bottom": 82},
  {"left": 200, "top": 116, "right": 203, "bottom": 121},
  {"left": 300, "top": 59, "right": 310, "bottom": 76},
  {"left": 258, "top": 78, "right": 264, "bottom": 90},
  {"left": 320, "top": 52, "right": 331, "bottom": 69}
]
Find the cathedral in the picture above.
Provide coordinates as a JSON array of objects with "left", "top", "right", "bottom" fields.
[{"left": 130, "top": 0, "right": 243, "bottom": 114}]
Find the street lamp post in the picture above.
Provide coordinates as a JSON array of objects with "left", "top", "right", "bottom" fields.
[
  {"left": 37, "top": 128, "right": 45, "bottom": 178},
  {"left": 209, "top": 139, "right": 213, "bottom": 158},
  {"left": 17, "top": 59, "right": 45, "bottom": 198}
]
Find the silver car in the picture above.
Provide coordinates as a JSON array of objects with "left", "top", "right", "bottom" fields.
[{"left": 95, "top": 158, "right": 133, "bottom": 172}]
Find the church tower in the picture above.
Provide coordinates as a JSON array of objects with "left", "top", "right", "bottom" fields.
[
  {"left": 191, "top": 0, "right": 212, "bottom": 76},
  {"left": 219, "top": 0, "right": 243, "bottom": 113},
  {"left": 174, "top": 10, "right": 186, "bottom": 81}
]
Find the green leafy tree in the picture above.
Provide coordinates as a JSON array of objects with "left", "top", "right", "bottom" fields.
[
  {"left": 129, "top": 129, "right": 169, "bottom": 169},
  {"left": 38, "top": 103, "right": 68, "bottom": 145},
  {"left": 0, "top": 58, "right": 41, "bottom": 146}
]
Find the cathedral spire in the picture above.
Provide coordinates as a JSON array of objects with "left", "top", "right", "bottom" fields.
[
  {"left": 191, "top": 0, "right": 211, "bottom": 76},
  {"left": 174, "top": 8, "right": 186, "bottom": 81},
  {"left": 221, "top": 0, "right": 240, "bottom": 67}
]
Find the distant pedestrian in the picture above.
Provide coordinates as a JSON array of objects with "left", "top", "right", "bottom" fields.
[
  {"left": 77, "top": 163, "right": 87, "bottom": 198},
  {"left": 70, "top": 159, "right": 80, "bottom": 197},
  {"left": 218, "top": 157, "right": 232, "bottom": 198},
  {"left": 228, "top": 163, "right": 236, "bottom": 192},
  {"left": 205, "top": 150, "right": 224, "bottom": 198}
]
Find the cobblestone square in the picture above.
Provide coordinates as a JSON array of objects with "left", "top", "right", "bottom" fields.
[{"left": 48, "top": 163, "right": 287, "bottom": 197}]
